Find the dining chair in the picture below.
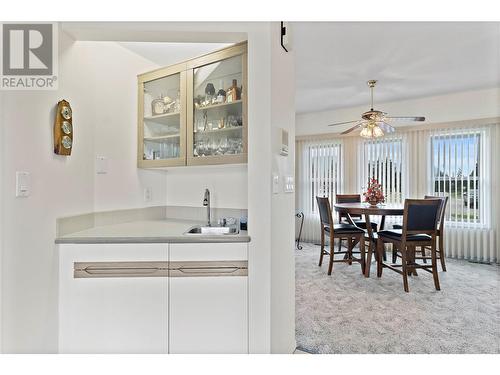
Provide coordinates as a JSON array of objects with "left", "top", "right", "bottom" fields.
[
  {"left": 392, "top": 195, "right": 448, "bottom": 271},
  {"left": 316, "top": 196, "right": 366, "bottom": 275},
  {"left": 335, "top": 194, "right": 378, "bottom": 252},
  {"left": 376, "top": 198, "right": 442, "bottom": 292}
]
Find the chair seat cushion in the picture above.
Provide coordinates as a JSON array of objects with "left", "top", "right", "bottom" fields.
[
  {"left": 353, "top": 219, "right": 378, "bottom": 230},
  {"left": 378, "top": 229, "right": 431, "bottom": 242},
  {"left": 325, "top": 223, "right": 365, "bottom": 234},
  {"left": 341, "top": 220, "right": 378, "bottom": 229},
  {"left": 392, "top": 224, "right": 441, "bottom": 236}
]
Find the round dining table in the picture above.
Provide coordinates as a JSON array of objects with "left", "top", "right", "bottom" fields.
[{"left": 333, "top": 202, "right": 404, "bottom": 276}]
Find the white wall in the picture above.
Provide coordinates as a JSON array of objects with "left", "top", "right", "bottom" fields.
[
  {"left": 270, "top": 23, "right": 296, "bottom": 354},
  {"left": 0, "top": 32, "right": 96, "bottom": 352},
  {"left": 296, "top": 87, "right": 500, "bottom": 136},
  {"left": 164, "top": 165, "right": 247, "bottom": 209},
  {"left": 86, "top": 41, "right": 168, "bottom": 211}
]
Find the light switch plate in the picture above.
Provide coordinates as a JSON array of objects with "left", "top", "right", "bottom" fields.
[
  {"left": 16, "top": 171, "right": 30, "bottom": 197},
  {"left": 272, "top": 173, "right": 280, "bottom": 194},
  {"left": 283, "top": 175, "right": 294, "bottom": 193},
  {"left": 96, "top": 156, "right": 108, "bottom": 174}
]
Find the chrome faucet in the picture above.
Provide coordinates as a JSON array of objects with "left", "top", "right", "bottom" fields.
[{"left": 203, "top": 188, "right": 211, "bottom": 226}]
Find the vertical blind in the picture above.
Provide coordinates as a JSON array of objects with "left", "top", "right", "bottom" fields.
[
  {"left": 428, "top": 127, "right": 495, "bottom": 262},
  {"left": 296, "top": 138, "right": 343, "bottom": 242},
  {"left": 359, "top": 137, "right": 405, "bottom": 204},
  {"left": 430, "top": 130, "right": 485, "bottom": 225}
]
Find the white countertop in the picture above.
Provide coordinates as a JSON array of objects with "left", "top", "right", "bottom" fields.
[{"left": 55, "top": 219, "right": 250, "bottom": 244}]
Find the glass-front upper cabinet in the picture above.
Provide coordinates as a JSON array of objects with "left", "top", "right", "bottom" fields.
[
  {"left": 137, "top": 62, "right": 187, "bottom": 167},
  {"left": 186, "top": 43, "right": 247, "bottom": 166}
]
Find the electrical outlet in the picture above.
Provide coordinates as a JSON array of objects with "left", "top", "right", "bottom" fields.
[
  {"left": 96, "top": 156, "right": 108, "bottom": 174},
  {"left": 143, "top": 187, "right": 152, "bottom": 202}
]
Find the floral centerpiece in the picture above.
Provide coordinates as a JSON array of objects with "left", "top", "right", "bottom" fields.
[{"left": 363, "top": 178, "right": 385, "bottom": 206}]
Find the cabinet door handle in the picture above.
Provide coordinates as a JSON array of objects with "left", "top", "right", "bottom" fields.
[
  {"left": 178, "top": 266, "right": 240, "bottom": 274},
  {"left": 74, "top": 262, "right": 168, "bottom": 278},
  {"left": 169, "top": 261, "right": 248, "bottom": 277}
]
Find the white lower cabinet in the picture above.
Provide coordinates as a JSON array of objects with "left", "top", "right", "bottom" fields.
[
  {"left": 169, "top": 243, "right": 248, "bottom": 354},
  {"left": 58, "top": 244, "right": 169, "bottom": 353},
  {"left": 58, "top": 242, "right": 248, "bottom": 354}
]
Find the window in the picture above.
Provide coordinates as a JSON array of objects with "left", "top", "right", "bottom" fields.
[
  {"left": 362, "top": 138, "right": 404, "bottom": 204},
  {"left": 301, "top": 141, "right": 342, "bottom": 213},
  {"left": 430, "top": 131, "right": 483, "bottom": 224},
  {"left": 296, "top": 138, "right": 343, "bottom": 241}
]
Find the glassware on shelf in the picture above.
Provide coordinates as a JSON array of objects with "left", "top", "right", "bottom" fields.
[
  {"left": 151, "top": 94, "right": 166, "bottom": 115},
  {"left": 174, "top": 90, "right": 181, "bottom": 113},
  {"left": 141, "top": 72, "right": 183, "bottom": 164},
  {"left": 191, "top": 54, "right": 244, "bottom": 159}
]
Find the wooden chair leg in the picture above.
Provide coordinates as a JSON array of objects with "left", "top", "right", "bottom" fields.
[
  {"left": 400, "top": 245, "right": 410, "bottom": 292},
  {"left": 421, "top": 246, "right": 427, "bottom": 263},
  {"left": 347, "top": 238, "right": 353, "bottom": 265},
  {"left": 338, "top": 238, "right": 342, "bottom": 253},
  {"left": 327, "top": 235, "right": 335, "bottom": 275},
  {"left": 364, "top": 240, "right": 373, "bottom": 278},
  {"left": 319, "top": 228, "right": 325, "bottom": 267},
  {"left": 376, "top": 239, "right": 383, "bottom": 278},
  {"left": 431, "top": 240, "right": 441, "bottom": 291},
  {"left": 408, "top": 245, "right": 418, "bottom": 276},
  {"left": 392, "top": 244, "right": 397, "bottom": 264},
  {"left": 382, "top": 245, "right": 387, "bottom": 261},
  {"left": 439, "top": 235, "right": 447, "bottom": 272},
  {"left": 359, "top": 236, "right": 366, "bottom": 275}
]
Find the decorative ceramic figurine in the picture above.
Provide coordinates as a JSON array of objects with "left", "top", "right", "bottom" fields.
[{"left": 216, "top": 87, "right": 226, "bottom": 104}]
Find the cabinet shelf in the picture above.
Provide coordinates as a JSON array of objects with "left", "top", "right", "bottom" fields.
[
  {"left": 144, "top": 112, "right": 181, "bottom": 126},
  {"left": 195, "top": 99, "right": 242, "bottom": 112},
  {"left": 194, "top": 126, "right": 243, "bottom": 136},
  {"left": 144, "top": 134, "right": 180, "bottom": 142}
]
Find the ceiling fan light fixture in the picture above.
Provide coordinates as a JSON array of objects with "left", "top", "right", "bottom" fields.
[
  {"left": 373, "top": 125, "right": 384, "bottom": 138},
  {"left": 360, "top": 122, "right": 384, "bottom": 139}
]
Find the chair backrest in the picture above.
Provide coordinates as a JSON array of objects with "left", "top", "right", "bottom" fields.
[
  {"left": 402, "top": 198, "right": 441, "bottom": 236},
  {"left": 336, "top": 194, "right": 361, "bottom": 204},
  {"left": 424, "top": 195, "right": 448, "bottom": 232},
  {"left": 316, "top": 196, "right": 333, "bottom": 228},
  {"left": 336, "top": 194, "right": 362, "bottom": 221}
]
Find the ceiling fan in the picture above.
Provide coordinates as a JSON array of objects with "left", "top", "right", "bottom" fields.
[{"left": 328, "top": 80, "right": 425, "bottom": 138}]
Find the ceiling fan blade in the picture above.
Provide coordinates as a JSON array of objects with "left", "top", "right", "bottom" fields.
[
  {"left": 340, "top": 122, "right": 363, "bottom": 135},
  {"left": 385, "top": 116, "right": 425, "bottom": 122},
  {"left": 327, "top": 120, "right": 360, "bottom": 127},
  {"left": 378, "top": 122, "right": 395, "bottom": 133}
]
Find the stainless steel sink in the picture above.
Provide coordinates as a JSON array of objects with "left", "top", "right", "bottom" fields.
[{"left": 184, "top": 225, "right": 240, "bottom": 235}]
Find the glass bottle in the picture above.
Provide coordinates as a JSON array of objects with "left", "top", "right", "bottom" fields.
[{"left": 226, "top": 79, "right": 241, "bottom": 103}]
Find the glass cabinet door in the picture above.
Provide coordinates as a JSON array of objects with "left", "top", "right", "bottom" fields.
[
  {"left": 138, "top": 67, "right": 186, "bottom": 167},
  {"left": 187, "top": 47, "right": 247, "bottom": 165}
]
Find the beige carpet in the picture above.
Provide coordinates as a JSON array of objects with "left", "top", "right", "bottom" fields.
[{"left": 295, "top": 242, "right": 500, "bottom": 354}]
